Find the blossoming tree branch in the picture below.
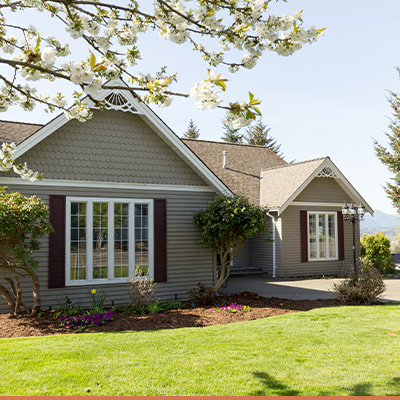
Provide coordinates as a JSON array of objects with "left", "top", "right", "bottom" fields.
[{"left": 0, "top": 0, "right": 323, "bottom": 180}]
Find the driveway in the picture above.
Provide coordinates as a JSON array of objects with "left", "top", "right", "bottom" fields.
[{"left": 218, "top": 275, "right": 400, "bottom": 302}]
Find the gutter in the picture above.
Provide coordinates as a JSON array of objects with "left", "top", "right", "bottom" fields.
[{"left": 267, "top": 211, "right": 276, "bottom": 278}]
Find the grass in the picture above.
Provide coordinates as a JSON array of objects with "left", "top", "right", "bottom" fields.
[{"left": 2, "top": 303, "right": 400, "bottom": 395}]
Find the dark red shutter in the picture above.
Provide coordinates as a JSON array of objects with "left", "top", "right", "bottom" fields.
[
  {"left": 337, "top": 211, "right": 345, "bottom": 261},
  {"left": 154, "top": 199, "right": 167, "bottom": 282},
  {"left": 48, "top": 195, "right": 66, "bottom": 288},
  {"left": 300, "top": 210, "right": 308, "bottom": 263}
]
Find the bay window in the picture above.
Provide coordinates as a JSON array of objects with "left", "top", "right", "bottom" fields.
[
  {"left": 308, "top": 212, "right": 337, "bottom": 260},
  {"left": 66, "top": 197, "right": 153, "bottom": 285}
]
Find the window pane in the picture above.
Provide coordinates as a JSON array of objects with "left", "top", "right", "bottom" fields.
[
  {"left": 70, "top": 202, "right": 86, "bottom": 280},
  {"left": 328, "top": 214, "right": 336, "bottom": 258},
  {"left": 319, "top": 215, "right": 326, "bottom": 258},
  {"left": 135, "top": 204, "right": 149, "bottom": 275},
  {"left": 114, "top": 203, "right": 129, "bottom": 278},
  {"left": 309, "top": 214, "right": 317, "bottom": 259},
  {"left": 93, "top": 202, "right": 108, "bottom": 279}
]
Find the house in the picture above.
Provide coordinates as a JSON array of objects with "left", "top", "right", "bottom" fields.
[{"left": 0, "top": 84, "right": 372, "bottom": 312}]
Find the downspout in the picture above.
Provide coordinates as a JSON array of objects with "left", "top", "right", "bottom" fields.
[{"left": 267, "top": 211, "right": 276, "bottom": 278}]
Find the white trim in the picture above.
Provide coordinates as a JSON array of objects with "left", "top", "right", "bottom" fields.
[
  {"left": 267, "top": 212, "right": 276, "bottom": 278},
  {"left": 12, "top": 79, "right": 231, "bottom": 196},
  {"left": 307, "top": 211, "right": 338, "bottom": 262},
  {"left": 278, "top": 158, "right": 373, "bottom": 216},
  {"left": 0, "top": 177, "right": 215, "bottom": 193},
  {"left": 292, "top": 202, "right": 344, "bottom": 207},
  {"left": 65, "top": 196, "right": 154, "bottom": 287}
]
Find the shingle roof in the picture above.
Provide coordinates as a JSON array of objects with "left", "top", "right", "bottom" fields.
[
  {"left": 0, "top": 120, "right": 43, "bottom": 145},
  {"left": 182, "top": 139, "right": 287, "bottom": 204},
  {"left": 260, "top": 157, "right": 327, "bottom": 209}
]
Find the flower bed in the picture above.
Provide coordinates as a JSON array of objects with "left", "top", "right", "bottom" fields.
[{"left": 58, "top": 310, "right": 115, "bottom": 330}]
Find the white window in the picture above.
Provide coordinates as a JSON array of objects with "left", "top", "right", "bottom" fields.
[
  {"left": 308, "top": 212, "right": 337, "bottom": 260},
  {"left": 65, "top": 197, "right": 154, "bottom": 286}
]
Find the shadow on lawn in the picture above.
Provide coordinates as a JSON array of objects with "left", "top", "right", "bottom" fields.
[
  {"left": 250, "top": 372, "right": 300, "bottom": 396},
  {"left": 251, "top": 371, "right": 400, "bottom": 396}
]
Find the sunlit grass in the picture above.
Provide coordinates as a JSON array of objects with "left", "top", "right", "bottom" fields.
[{"left": 1, "top": 304, "right": 400, "bottom": 395}]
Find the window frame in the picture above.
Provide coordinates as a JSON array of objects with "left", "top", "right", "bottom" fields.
[
  {"left": 65, "top": 196, "right": 154, "bottom": 286},
  {"left": 307, "top": 211, "right": 338, "bottom": 261}
]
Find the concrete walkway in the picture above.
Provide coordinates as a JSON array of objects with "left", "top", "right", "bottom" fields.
[{"left": 218, "top": 275, "right": 400, "bottom": 302}]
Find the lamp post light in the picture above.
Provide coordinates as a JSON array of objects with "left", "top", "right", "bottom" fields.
[{"left": 342, "top": 202, "right": 366, "bottom": 275}]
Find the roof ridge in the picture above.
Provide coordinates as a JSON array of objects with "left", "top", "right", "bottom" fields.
[
  {"left": 181, "top": 138, "right": 287, "bottom": 163},
  {"left": 261, "top": 156, "right": 328, "bottom": 172},
  {"left": 0, "top": 119, "right": 43, "bottom": 127}
]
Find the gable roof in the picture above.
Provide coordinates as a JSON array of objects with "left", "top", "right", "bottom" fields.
[
  {"left": 0, "top": 80, "right": 231, "bottom": 196},
  {"left": 0, "top": 120, "right": 42, "bottom": 145},
  {"left": 182, "top": 139, "right": 287, "bottom": 204},
  {"left": 260, "top": 157, "right": 373, "bottom": 215}
]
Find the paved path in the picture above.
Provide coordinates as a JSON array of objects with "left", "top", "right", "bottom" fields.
[{"left": 219, "top": 275, "right": 400, "bottom": 302}]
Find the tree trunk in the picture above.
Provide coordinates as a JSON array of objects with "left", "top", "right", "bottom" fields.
[
  {"left": 22, "top": 262, "right": 41, "bottom": 316},
  {"left": 0, "top": 283, "right": 15, "bottom": 312}
]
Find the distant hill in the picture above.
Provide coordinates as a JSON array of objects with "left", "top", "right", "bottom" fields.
[{"left": 360, "top": 210, "right": 399, "bottom": 242}]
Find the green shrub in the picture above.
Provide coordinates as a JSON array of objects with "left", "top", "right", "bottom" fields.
[
  {"left": 188, "top": 283, "right": 217, "bottom": 305},
  {"left": 361, "top": 232, "right": 395, "bottom": 274},
  {"left": 332, "top": 263, "right": 386, "bottom": 304}
]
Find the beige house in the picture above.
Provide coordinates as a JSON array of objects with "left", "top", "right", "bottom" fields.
[
  {"left": 0, "top": 84, "right": 372, "bottom": 312},
  {"left": 183, "top": 139, "right": 373, "bottom": 278}
]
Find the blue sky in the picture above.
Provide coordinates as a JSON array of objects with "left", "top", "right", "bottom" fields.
[{"left": 3, "top": 1, "right": 400, "bottom": 215}]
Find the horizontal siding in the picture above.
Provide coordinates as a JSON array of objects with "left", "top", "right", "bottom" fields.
[
  {"left": 0, "top": 184, "right": 216, "bottom": 313},
  {"left": 281, "top": 205, "right": 358, "bottom": 277},
  {"left": 248, "top": 217, "right": 281, "bottom": 276},
  {"left": 295, "top": 177, "right": 353, "bottom": 203}
]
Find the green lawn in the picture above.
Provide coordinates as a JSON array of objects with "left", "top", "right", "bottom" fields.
[{"left": 2, "top": 304, "right": 400, "bottom": 396}]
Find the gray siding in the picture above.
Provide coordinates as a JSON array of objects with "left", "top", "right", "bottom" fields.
[
  {"left": 279, "top": 176, "right": 356, "bottom": 277},
  {"left": 248, "top": 217, "right": 282, "bottom": 277},
  {"left": 6, "top": 109, "right": 206, "bottom": 187},
  {"left": 0, "top": 184, "right": 216, "bottom": 314},
  {"left": 230, "top": 217, "right": 282, "bottom": 277},
  {"left": 295, "top": 177, "right": 350, "bottom": 203}
]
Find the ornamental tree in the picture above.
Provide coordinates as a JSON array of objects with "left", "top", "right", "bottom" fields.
[
  {"left": 0, "top": 1, "right": 323, "bottom": 179},
  {"left": 193, "top": 194, "right": 270, "bottom": 291},
  {"left": 0, "top": 186, "right": 53, "bottom": 315}
]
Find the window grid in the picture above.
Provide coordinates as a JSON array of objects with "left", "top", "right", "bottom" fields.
[
  {"left": 66, "top": 198, "right": 153, "bottom": 285},
  {"left": 308, "top": 212, "right": 337, "bottom": 261},
  {"left": 70, "top": 202, "right": 87, "bottom": 280}
]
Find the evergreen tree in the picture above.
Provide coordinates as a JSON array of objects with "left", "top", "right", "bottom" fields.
[
  {"left": 183, "top": 119, "right": 200, "bottom": 139},
  {"left": 221, "top": 124, "right": 243, "bottom": 143},
  {"left": 374, "top": 83, "right": 400, "bottom": 213},
  {"left": 245, "top": 120, "right": 283, "bottom": 156}
]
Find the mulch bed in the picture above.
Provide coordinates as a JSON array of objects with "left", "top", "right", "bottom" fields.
[{"left": 0, "top": 292, "right": 346, "bottom": 339}]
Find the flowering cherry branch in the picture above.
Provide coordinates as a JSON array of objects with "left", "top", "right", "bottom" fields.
[{"left": 0, "top": 0, "right": 323, "bottom": 180}]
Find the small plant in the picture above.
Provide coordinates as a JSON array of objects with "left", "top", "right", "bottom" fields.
[
  {"left": 128, "top": 266, "right": 157, "bottom": 310},
  {"left": 54, "top": 296, "right": 81, "bottom": 319},
  {"left": 123, "top": 300, "right": 185, "bottom": 315},
  {"left": 58, "top": 310, "right": 115, "bottom": 330},
  {"left": 188, "top": 282, "right": 217, "bottom": 306},
  {"left": 332, "top": 263, "right": 387, "bottom": 304},
  {"left": 212, "top": 303, "right": 251, "bottom": 313},
  {"left": 88, "top": 289, "right": 107, "bottom": 314}
]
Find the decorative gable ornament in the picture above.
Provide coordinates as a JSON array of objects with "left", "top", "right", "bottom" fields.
[
  {"left": 317, "top": 167, "right": 337, "bottom": 178},
  {"left": 103, "top": 92, "right": 140, "bottom": 114}
]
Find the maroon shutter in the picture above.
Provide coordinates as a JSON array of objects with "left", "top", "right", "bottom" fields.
[
  {"left": 48, "top": 195, "right": 66, "bottom": 288},
  {"left": 300, "top": 210, "right": 308, "bottom": 263},
  {"left": 154, "top": 199, "right": 167, "bottom": 282},
  {"left": 337, "top": 211, "right": 345, "bottom": 260}
]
